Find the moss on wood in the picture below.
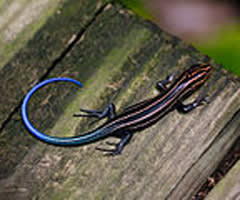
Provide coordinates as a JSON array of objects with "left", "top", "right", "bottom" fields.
[
  {"left": 0, "top": 2, "right": 239, "bottom": 200},
  {"left": 0, "top": 0, "right": 109, "bottom": 126}
]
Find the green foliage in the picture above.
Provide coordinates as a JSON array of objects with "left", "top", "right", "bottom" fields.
[
  {"left": 118, "top": 0, "right": 152, "bottom": 19},
  {"left": 118, "top": 0, "right": 240, "bottom": 76},
  {"left": 196, "top": 25, "right": 240, "bottom": 76}
]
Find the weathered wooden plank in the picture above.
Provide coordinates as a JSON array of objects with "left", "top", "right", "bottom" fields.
[
  {"left": 205, "top": 160, "right": 240, "bottom": 200},
  {"left": 0, "top": 0, "right": 62, "bottom": 69},
  {"left": 0, "top": 3, "right": 239, "bottom": 200},
  {"left": 0, "top": 0, "right": 109, "bottom": 127},
  {"left": 1, "top": 0, "right": 149, "bottom": 182}
]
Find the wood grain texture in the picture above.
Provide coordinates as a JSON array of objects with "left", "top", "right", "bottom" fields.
[
  {"left": 0, "top": 0, "right": 62, "bottom": 69},
  {"left": 0, "top": 2, "right": 239, "bottom": 200},
  {"left": 205, "top": 160, "right": 240, "bottom": 200},
  {"left": 0, "top": 0, "right": 109, "bottom": 126}
]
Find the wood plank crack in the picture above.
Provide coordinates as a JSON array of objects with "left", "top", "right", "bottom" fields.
[
  {"left": 0, "top": 2, "right": 109, "bottom": 133},
  {"left": 166, "top": 108, "right": 240, "bottom": 200}
]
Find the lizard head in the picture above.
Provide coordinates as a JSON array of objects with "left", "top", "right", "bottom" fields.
[{"left": 182, "top": 63, "right": 213, "bottom": 90}]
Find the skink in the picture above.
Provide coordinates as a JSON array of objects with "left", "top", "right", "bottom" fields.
[{"left": 22, "top": 64, "right": 212, "bottom": 155}]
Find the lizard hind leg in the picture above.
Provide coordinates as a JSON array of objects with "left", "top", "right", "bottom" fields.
[{"left": 96, "top": 132, "right": 133, "bottom": 156}]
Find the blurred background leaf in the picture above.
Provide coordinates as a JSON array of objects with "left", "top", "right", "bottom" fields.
[
  {"left": 118, "top": 0, "right": 152, "bottom": 19},
  {"left": 118, "top": 0, "right": 240, "bottom": 76},
  {"left": 196, "top": 25, "right": 240, "bottom": 76}
]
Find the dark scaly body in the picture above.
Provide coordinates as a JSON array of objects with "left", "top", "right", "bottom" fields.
[
  {"left": 96, "top": 63, "right": 212, "bottom": 134},
  {"left": 24, "top": 64, "right": 213, "bottom": 155}
]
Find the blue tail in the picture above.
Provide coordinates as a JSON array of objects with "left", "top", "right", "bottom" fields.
[{"left": 21, "top": 77, "right": 107, "bottom": 146}]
